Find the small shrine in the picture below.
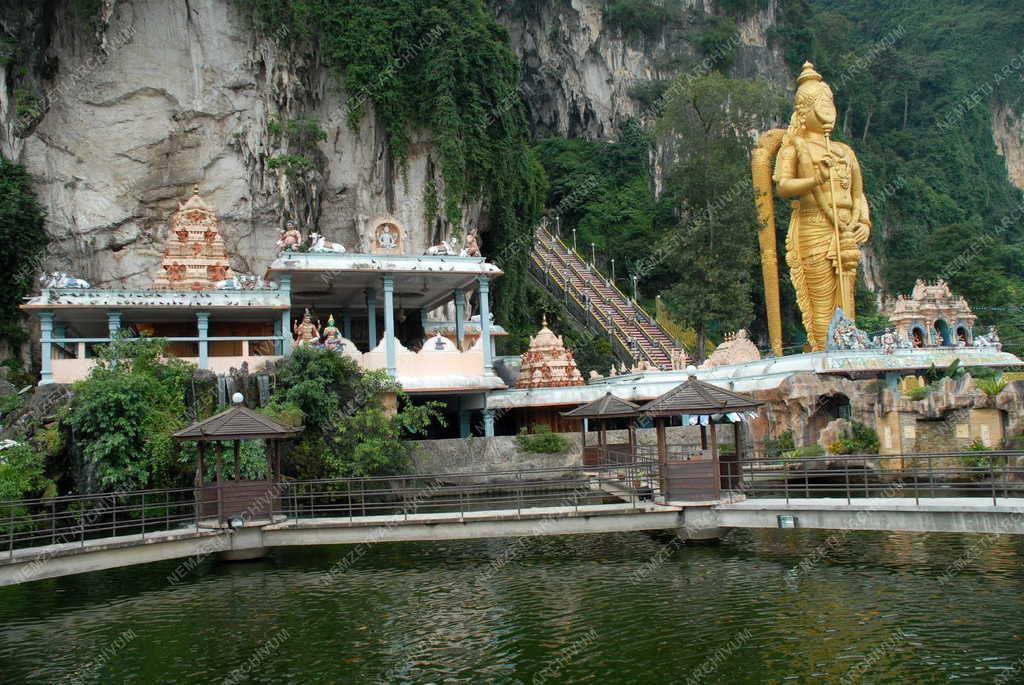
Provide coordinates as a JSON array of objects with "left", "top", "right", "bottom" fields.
[
  {"left": 883, "top": 279, "right": 976, "bottom": 347},
  {"left": 153, "top": 186, "right": 234, "bottom": 290},
  {"left": 370, "top": 217, "right": 405, "bottom": 254},
  {"left": 516, "top": 316, "right": 584, "bottom": 389},
  {"left": 699, "top": 330, "right": 760, "bottom": 368}
]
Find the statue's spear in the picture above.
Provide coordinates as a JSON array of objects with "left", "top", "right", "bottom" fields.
[{"left": 824, "top": 133, "right": 849, "bottom": 315}]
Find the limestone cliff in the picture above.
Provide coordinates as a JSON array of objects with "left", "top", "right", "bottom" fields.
[
  {"left": 993, "top": 104, "right": 1024, "bottom": 190},
  {"left": 1, "top": 0, "right": 457, "bottom": 288}
]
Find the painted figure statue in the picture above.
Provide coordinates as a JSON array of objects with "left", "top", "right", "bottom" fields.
[
  {"left": 277, "top": 221, "right": 303, "bottom": 252},
  {"left": 293, "top": 308, "right": 320, "bottom": 346},
  {"left": 753, "top": 62, "right": 872, "bottom": 354},
  {"left": 322, "top": 315, "right": 345, "bottom": 352}
]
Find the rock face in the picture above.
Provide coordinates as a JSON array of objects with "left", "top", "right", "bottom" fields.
[
  {"left": 993, "top": 104, "right": 1024, "bottom": 190},
  {"left": 3, "top": 0, "right": 458, "bottom": 288},
  {"left": 492, "top": 0, "right": 788, "bottom": 139}
]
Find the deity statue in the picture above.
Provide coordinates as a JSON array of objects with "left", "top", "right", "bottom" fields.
[
  {"left": 464, "top": 230, "right": 481, "bottom": 257},
  {"left": 753, "top": 61, "right": 872, "bottom": 354},
  {"left": 277, "top": 221, "right": 303, "bottom": 252},
  {"left": 880, "top": 327, "right": 898, "bottom": 355},
  {"left": 293, "top": 308, "right": 320, "bottom": 346},
  {"left": 322, "top": 315, "right": 344, "bottom": 352}
]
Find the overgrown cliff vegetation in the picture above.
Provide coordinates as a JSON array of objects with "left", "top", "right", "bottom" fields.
[
  {"left": 0, "top": 159, "right": 47, "bottom": 361},
  {"left": 235, "top": 0, "right": 546, "bottom": 336}
]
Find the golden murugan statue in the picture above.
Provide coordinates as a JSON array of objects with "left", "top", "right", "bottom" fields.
[{"left": 752, "top": 62, "right": 872, "bottom": 354}]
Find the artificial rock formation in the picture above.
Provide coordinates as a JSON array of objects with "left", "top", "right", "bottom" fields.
[
  {"left": 516, "top": 317, "right": 584, "bottom": 389},
  {"left": 152, "top": 187, "right": 233, "bottom": 290}
]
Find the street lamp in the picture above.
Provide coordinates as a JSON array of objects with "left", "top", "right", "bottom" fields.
[
  {"left": 590, "top": 242, "right": 596, "bottom": 266},
  {"left": 572, "top": 228, "right": 577, "bottom": 252},
  {"left": 611, "top": 258, "right": 616, "bottom": 284},
  {"left": 632, "top": 275, "right": 638, "bottom": 304}
]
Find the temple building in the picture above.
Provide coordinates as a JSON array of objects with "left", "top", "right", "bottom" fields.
[
  {"left": 883, "top": 279, "right": 977, "bottom": 347},
  {"left": 152, "top": 186, "right": 234, "bottom": 290},
  {"left": 516, "top": 317, "right": 584, "bottom": 389}
]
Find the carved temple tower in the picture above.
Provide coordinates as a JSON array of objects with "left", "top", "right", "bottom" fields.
[
  {"left": 516, "top": 317, "right": 585, "bottom": 389},
  {"left": 152, "top": 186, "right": 234, "bottom": 290}
]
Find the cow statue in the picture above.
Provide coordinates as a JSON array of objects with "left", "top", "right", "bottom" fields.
[
  {"left": 426, "top": 239, "right": 456, "bottom": 256},
  {"left": 214, "top": 277, "right": 242, "bottom": 290},
  {"left": 40, "top": 272, "right": 91, "bottom": 289},
  {"left": 309, "top": 232, "right": 346, "bottom": 253}
]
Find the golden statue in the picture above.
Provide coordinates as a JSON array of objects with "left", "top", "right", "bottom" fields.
[{"left": 752, "top": 61, "right": 872, "bottom": 354}]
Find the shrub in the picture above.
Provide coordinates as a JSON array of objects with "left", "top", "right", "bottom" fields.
[
  {"left": 604, "top": 0, "right": 673, "bottom": 38},
  {"left": 827, "top": 421, "right": 880, "bottom": 455},
  {"left": 783, "top": 444, "right": 826, "bottom": 459},
  {"left": 516, "top": 425, "right": 569, "bottom": 454},
  {"left": 976, "top": 377, "right": 1007, "bottom": 397},
  {"left": 764, "top": 429, "right": 794, "bottom": 459},
  {"left": 0, "top": 442, "right": 53, "bottom": 501}
]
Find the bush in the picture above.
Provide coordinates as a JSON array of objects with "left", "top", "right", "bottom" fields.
[
  {"left": 827, "top": 421, "right": 880, "bottom": 455},
  {"left": 0, "top": 442, "right": 53, "bottom": 501},
  {"left": 516, "top": 426, "right": 569, "bottom": 454},
  {"left": 764, "top": 429, "right": 794, "bottom": 459},
  {"left": 604, "top": 0, "right": 673, "bottom": 38},
  {"left": 976, "top": 377, "right": 1007, "bottom": 397},
  {"left": 782, "top": 444, "right": 826, "bottom": 459}
]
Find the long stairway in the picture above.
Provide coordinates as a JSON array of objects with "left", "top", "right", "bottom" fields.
[{"left": 530, "top": 225, "right": 682, "bottom": 370}]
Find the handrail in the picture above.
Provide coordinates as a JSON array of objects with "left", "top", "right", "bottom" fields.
[
  {"left": 533, "top": 233, "right": 661, "bottom": 365},
  {"left": 536, "top": 226, "right": 676, "bottom": 364}
]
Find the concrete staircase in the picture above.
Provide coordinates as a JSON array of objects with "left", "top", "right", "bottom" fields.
[{"left": 530, "top": 225, "right": 682, "bottom": 370}]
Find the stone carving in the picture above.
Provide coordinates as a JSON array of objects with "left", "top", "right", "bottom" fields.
[
  {"left": 516, "top": 316, "right": 584, "bottom": 388},
  {"left": 464, "top": 230, "right": 481, "bottom": 257},
  {"left": 974, "top": 325, "right": 1002, "bottom": 350},
  {"left": 883, "top": 278, "right": 976, "bottom": 348},
  {"left": 277, "top": 221, "right": 304, "bottom": 252},
  {"left": 825, "top": 309, "right": 876, "bottom": 351},
  {"left": 39, "top": 272, "right": 91, "bottom": 289},
  {"left": 371, "top": 219, "right": 404, "bottom": 254},
  {"left": 880, "top": 327, "right": 898, "bottom": 355},
  {"left": 670, "top": 347, "right": 691, "bottom": 370},
  {"left": 309, "top": 232, "right": 346, "bottom": 253},
  {"left": 293, "top": 308, "right": 320, "bottom": 347},
  {"left": 753, "top": 62, "right": 872, "bottom": 353},
  {"left": 153, "top": 186, "right": 234, "bottom": 291},
  {"left": 699, "top": 330, "right": 760, "bottom": 369}
]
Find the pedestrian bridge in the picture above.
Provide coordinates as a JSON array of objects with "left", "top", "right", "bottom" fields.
[{"left": 2, "top": 452, "right": 1023, "bottom": 586}]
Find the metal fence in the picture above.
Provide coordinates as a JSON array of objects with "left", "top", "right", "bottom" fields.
[{"left": 725, "top": 451, "right": 1024, "bottom": 505}]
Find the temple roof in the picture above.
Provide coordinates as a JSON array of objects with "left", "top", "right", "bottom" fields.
[
  {"left": 562, "top": 392, "right": 640, "bottom": 418},
  {"left": 173, "top": 406, "right": 302, "bottom": 441},
  {"left": 638, "top": 376, "right": 762, "bottom": 416},
  {"left": 516, "top": 316, "right": 584, "bottom": 389}
]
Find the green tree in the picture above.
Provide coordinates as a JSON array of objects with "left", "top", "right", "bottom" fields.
[
  {"left": 63, "top": 337, "right": 193, "bottom": 490},
  {"left": 655, "top": 72, "right": 786, "bottom": 360},
  {"left": 267, "top": 347, "right": 442, "bottom": 478},
  {"left": 0, "top": 156, "right": 46, "bottom": 350}
]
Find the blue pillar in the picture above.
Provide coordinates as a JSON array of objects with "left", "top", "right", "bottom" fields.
[
  {"left": 39, "top": 312, "right": 54, "bottom": 385},
  {"left": 279, "top": 275, "right": 293, "bottom": 356},
  {"left": 459, "top": 410, "right": 471, "bottom": 438},
  {"left": 274, "top": 318, "right": 283, "bottom": 355},
  {"left": 196, "top": 312, "right": 210, "bottom": 370},
  {"left": 107, "top": 310, "right": 122, "bottom": 340},
  {"left": 342, "top": 310, "right": 352, "bottom": 340},
  {"left": 454, "top": 288, "right": 465, "bottom": 351},
  {"left": 383, "top": 276, "right": 396, "bottom": 376},
  {"left": 483, "top": 408, "right": 495, "bottom": 437},
  {"left": 366, "top": 289, "right": 378, "bottom": 349},
  {"left": 478, "top": 277, "right": 492, "bottom": 373}
]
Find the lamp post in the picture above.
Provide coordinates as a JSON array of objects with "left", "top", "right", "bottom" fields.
[
  {"left": 632, "top": 275, "right": 638, "bottom": 304},
  {"left": 611, "top": 258, "right": 616, "bottom": 284},
  {"left": 590, "top": 242, "right": 596, "bottom": 266},
  {"left": 572, "top": 228, "right": 577, "bottom": 252}
]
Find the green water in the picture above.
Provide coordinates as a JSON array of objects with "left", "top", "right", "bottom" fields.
[{"left": 1, "top": 530, "right": 1023, "bottom": 684}]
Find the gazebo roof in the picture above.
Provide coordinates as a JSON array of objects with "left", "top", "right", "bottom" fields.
[
  {"left": 561, "top": 392, "right": 640, "bottom": 419},
  {"left": 638, "top": 376, "right": 762, "bottom": 416},
  {"left": 173, "top": 406, "right": 303, "bottom": 441}
]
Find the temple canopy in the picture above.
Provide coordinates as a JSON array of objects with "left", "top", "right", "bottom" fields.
[
  {"left": 173, "top": 405, "right": 302, "bottom": 441},
  {"left": 639, "top": 374, "right": 763, "bottom": 417},
  {"left": 561, "top": 392, "right": 639, "bottom": 419}
]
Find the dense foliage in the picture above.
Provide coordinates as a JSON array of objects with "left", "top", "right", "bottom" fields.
[
  {"left": 235, "top": 0, "right": 546, "bottom": 336},
  {"left": 0, "top": 157, "right": 47, "bottom": 353},
  {"left": 64, "top": 337, "right": 194, "bottom": 491},
  {"left": 827, "top": 420, "right": 881, "bottom": 455},
  {"left": 266, "top": 346, "right": 442, "bottom": 479},
  {"left": 516, "top": 425, "right": 569, "bottom": 454}
]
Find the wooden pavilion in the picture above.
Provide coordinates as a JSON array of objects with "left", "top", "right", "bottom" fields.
[
  {"left": 173, "top": 399, "right": 302, "bottom": 524},
  {"left": 637, "top": 373, "right": 762, "bottom": 501},
  {"left": 561, "top": 392, "right": 641, "bottom": 467}
]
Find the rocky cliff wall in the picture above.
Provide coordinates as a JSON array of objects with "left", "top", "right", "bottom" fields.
[{"left": 2, "top": 0, "right": 458, "bottom": 288}]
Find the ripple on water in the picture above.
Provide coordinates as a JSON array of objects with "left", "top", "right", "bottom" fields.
[{"left": 0, "top": 530, "right": 1023, "bottom": 683}]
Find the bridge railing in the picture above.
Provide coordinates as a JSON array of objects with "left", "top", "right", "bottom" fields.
[
  {"left": 279, "top": 463, "right": 660, "bottom": 522},
  {"left": 2, "top": 487, "right": 218, "bottom": 559},
  {"left": 726, "top": 451, "right": 1024, "bottom": 505}
]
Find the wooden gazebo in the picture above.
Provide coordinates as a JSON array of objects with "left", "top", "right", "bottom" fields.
[
  {"left": 562, "top": 392, "right": 641, "bottom": 467},
  {"left": 638, "top": 373, "right": 762, "bottom": 501},
  {"left": 173, "top": 399, "right": 302, "bottom": 523}
]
